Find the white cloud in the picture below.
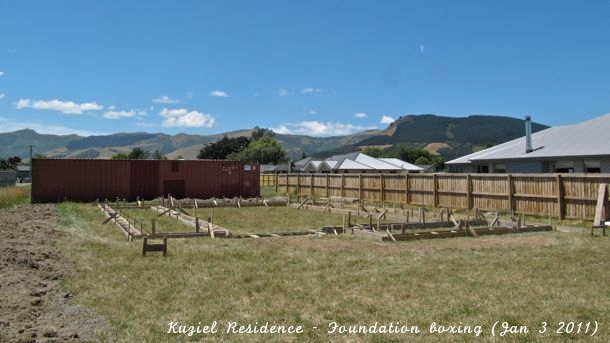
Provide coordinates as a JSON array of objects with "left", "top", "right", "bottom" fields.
[
  {"left": 308, "top": 110, "right": 318, "bottom": 115},
  {"left": 209, "top": 90, "right": 229, "bottom": 98},
  {"left": 0, "top": 116, "right": 104, "bottom": 136},
  {"left": 0, "top": 71, "right": 4, "bottom": 76},
  {"left": 278, "top": 88, "right": 290, "bottom": 96},
  {"left": 15, "top": 99, "right": 103, "bottom": 114},
  {"left": 301, "top": 88, "right": 322, "bottom": 94},
  {"left": 381, "top": 115, "right": 395, "bottom": 124},
  {"left": 420, "top": 45, "right": 425, "bottom": 54},
  {"left": 0, "top": 94, "right": 5, "bottom": 100},
  {"left": 354, "top": 112, "right": 367, "bottom": 118},
  {"left": 152, "top": 95, "right": 180, "bottom": 104},
  {"left": 271, "top": 121, "right": 377, "bottom": 137},
  {"left": 104, "top": 109, "right": 146, "bottom": 119},
  {"left": 159, "top": 108, "right": 215, "bottom": 128}
]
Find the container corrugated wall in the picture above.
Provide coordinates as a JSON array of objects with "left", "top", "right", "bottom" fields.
[{"left": 32, "top": 159, "right": 260, "bottom": 203}]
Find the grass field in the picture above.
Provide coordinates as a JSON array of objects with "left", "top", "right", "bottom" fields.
[
  {"left": 57, "top": 201, "right": 610, "bottom": 342},
  {"left": 120, "top": 206, "right": 348, "bottom": 235}
]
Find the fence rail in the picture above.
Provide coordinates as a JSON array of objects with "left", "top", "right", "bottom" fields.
[{"left": 271, "top": 173, "right": 610, "bottom": 220}]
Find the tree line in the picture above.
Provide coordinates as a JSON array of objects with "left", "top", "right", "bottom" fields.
[
  {"left": 0, "top": 156, "right": 22, "bottom": 170},
  {"left": 111, "top": 127, "right": 289, "bottom": 165}
]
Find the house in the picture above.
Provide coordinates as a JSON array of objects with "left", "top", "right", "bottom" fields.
[
  {"left": 16, "top": 165, "right": 31, "bottom": 181},
  {"left": 446, "top": 114, "right": 610, "bottom": 173},
  {"left": 260, "top": 163, "right": 290, "bottom": 173},
  {"left": 296, "top": 152, "right": 423, "bottom": 174}
]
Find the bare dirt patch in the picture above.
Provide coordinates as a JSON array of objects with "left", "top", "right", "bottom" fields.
[{"left": 0, "top": 204, "right": 110, "bottom": 343}]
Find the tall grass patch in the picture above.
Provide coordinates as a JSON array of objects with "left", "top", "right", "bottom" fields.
[
  {"left": 0, "top": 185, "right": 30, "bottom": 208},
  {"left": 58, "top": 203, "right": 610, "bottom": 342}
]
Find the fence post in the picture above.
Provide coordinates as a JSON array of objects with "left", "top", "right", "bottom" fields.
[
  {"left": 326, "top": 174, "right": 330, "bottom": 198},
  {"left": 556, "top": 174, "right": 565, "bottom": 220},
  {"left": 310, "top": 174, "right": 314, "bottom": 197},
  {"left": 341, "top": 174, "right": 345, "bottom": 198},
  {"left": 285, "top": 174, "right": 289, "bottom": 194},
  {"left": 433, "top": 173, "right": 439, "bottom": 207},
  {"left": 380, "top": 174, "right": 385, "bottom": 203},
  {"left": 507, "top": 174, "right": 514, "bottom": 214},
  {"left": 359, "top": 174, "right": 363, "bottom": 201},
  {"left": 405, "top": 173, "right": 410, "bottom": 206},
  {"left": 466, "top": 174, "right": 472, "bottom": 209}
]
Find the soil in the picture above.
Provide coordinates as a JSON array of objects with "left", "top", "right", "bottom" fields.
[{"left": 0, "top": 204, "right": 111, "bottom": 343}]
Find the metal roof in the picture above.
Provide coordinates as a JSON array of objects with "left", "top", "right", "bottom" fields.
[
  {"left": 296, "top": 153, "right": 419, "bottom": 172},
  {"left": 333, "top": 158, "right": 372, "bottom": 170},
  {"left": 378, "top": 158, "right": 424, "bottom": 171},
  {"left": 447, "top": 113, "right": 610, "bottom": 165}
]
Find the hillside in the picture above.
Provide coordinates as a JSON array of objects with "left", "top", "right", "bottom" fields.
[
  {"left": 0, "top": 128, "right": 380, "bottom": 161},
  {"left": 0, "top": 115, "right": 548, "bottom": 162},
  {"left": 354, "top": 114, "right": 549, "bottom": 160}
]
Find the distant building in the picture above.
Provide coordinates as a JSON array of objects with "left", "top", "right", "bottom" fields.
[
  {"left": 295, "top": 152, "right": 423, "bottom": 174},
  {"left": 447, "top": 114, "right": 610, "bottom": 173},
  {"left": 16, "top": 165, "right": 30, "bottom": 181}
]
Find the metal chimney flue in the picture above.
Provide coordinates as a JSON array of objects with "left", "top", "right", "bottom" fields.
[{"left": 525, "top": 115, "right": 533, "bottom": 153}]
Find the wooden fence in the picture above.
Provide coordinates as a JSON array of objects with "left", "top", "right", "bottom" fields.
[
  {"left": 273, "top": 173, "right": 610, "bottom": 220},
  {"left": 260, "top": 173, "right": 279, "bottom": 187}
]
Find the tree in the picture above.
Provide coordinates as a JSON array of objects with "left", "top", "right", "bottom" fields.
[
  {"left": 0, "top": 156, "right": 22, "bottom": 169},
  {"left": 414, "top": 156, "right": 431, "bottom": 165},
  {"left": 431, "top": 156, "right": 446, "bottom": 172},
  {"left": 232, "top": 136, "right": 288, "bottom": 164},
  {"left": 7, "top": 156, "right": 22, "bottom": 166},
  {"left": 128, "top": 147, "right": 150, "bottom": 160},
  {"left": 111, "top": 153, "right": 129, "bottom": 160},
  {"left": 151, "top": 150, "right": 167, "bottom": 160},
  {"left": 197, "top": 136, "right": 250, "bottom": 160},
  {"left": 363, "top": 147, "right": 384, "bottom": 158},
  {"left": 251, "top": 127, "right": 272, "bottom": 141}
]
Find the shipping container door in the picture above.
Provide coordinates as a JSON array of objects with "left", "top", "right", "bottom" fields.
[
  {"left": 163, "top": 180, "right": 186, "bottom": 199},
  {"left": 130, "top": 160, "right": 160, "bottom": 200}
]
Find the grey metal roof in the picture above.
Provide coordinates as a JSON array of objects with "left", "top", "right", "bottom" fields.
[
  {"left": 447, "top": 113, "right": 610, "bottom": 165},
  {"left": 379, "top": 158, "right": 424, "bottom": 171},
  {"left": 333, "top": 158, "right": 372, "bottom": 170}
]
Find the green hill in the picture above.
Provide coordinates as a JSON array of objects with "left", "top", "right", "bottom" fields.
[
  {"left": 355, "top": 114, "right": 549, "bottom": 160},
  {"left": 0, "top": 114, "right": 548, "bottom": 162}
]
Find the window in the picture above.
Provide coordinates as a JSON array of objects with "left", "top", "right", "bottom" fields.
[
  {"left": 585, "top": 160, "right": 601, "bottom": 173},
  {"left": 476, "top": 165, "right": 489, "bottom": 173}
]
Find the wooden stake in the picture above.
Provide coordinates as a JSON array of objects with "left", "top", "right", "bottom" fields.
[{"left": 386, "top": 229, "right": 396, "bottom": 242}]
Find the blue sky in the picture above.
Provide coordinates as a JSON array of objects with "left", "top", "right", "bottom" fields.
[{"left": 1, "top": 0, "right": 609, "bottom": 137}]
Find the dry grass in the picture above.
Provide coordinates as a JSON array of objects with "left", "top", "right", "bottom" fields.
[
  {"left": 57, "top": 202, "right": 610, "bottom": 342},
  {"left": 0, "top": 185, "right": 30, "bottom": 208}
]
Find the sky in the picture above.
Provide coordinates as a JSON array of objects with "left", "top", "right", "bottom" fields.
[{"left": 1, "top": 0, "right": 610, "bottom": 137}]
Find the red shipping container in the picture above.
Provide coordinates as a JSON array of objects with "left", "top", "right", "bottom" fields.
[{"left": 32, "top": 159, "right": 260, "bottom": 203}]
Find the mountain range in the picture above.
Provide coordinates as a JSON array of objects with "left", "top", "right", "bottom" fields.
[{"left": 0, "top": 114, "right": 548, "bottom": 162}]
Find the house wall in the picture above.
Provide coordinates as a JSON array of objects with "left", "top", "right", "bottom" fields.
[
  {"left": 451, "top": 157, "right": 610, "bottom": 174},
  {"left": 506, "top": 161, "right": 545, "bottom": 173}
]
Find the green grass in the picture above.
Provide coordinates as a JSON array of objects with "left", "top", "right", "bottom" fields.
[
  {"left": 122, "top": 206, "right": 347, "bottom": 234},
  {"left": 0, "top": 185, "right": 30, "bottom": 208},
  {"left": 57, "top": 202, "right": 610, "bottom": 342}
]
